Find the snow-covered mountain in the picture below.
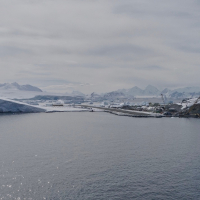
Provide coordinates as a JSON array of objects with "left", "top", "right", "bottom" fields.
[
  {"left": 85, "top": 92, "right": 104, "bottom": 102},
  {"left": 161, "top": 88, "right": 171, "bottom": 94},
  {"left": 65, "top": 90, "right": 85, "bottom": 97},
  {"left": 118, "top": 86, "right": 143, "bottom": 96},
  {"left": 117, "top": 85, "right": 160, "bottom": 97},
  {"left": 0, "top": 82, "right": 43, "bottom": 99},
  {"left": 0, "top": 82, "right": 42, "bottom": 92},
  {"left": 143, "top": 85, "right": 160, "bottom": 96},
  {"left": 113, "top": 85, "right": 200, "bottom": 99},
  {"left": 103, "top": 91, "right": 125, "bottom": 100},
  {"left": 161, "top": 87, "right": 200, "bottom": 99},
  {"left": 172, "top": 87, "right": 200, "bottom": 94}
]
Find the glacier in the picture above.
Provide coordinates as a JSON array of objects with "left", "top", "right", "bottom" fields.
[
  {"left": 0, "top": 98, "right": 88, "bottom": 113},
  {"left": 0, "top": 98, "right": 45, "bottom": 113}
]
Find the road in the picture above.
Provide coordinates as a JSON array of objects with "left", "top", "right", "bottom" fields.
[{"left": 79, "top": 105, "right": 160, "bottom": 117}]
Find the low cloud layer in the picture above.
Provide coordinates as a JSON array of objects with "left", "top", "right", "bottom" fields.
[{"left": 0, "top": 0, "right": 200, "bottom": 93}]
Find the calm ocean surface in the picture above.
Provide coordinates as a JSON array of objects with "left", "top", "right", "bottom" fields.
[{"left": 0, "top": 112, "right": 200, "bottom": 200}]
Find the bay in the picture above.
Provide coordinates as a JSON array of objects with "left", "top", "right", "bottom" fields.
[{"left": 0, "top": 112, "right": 200, "bottom": 199}]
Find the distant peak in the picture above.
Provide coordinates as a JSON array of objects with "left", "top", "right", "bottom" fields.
[
  {"left": 0, "top": 82, "right": 42, "bottom": 92},
  {"left": 161, "top": 88, "right": 170, "bottom": 94},
  {"left": 145, "top": 85, "right": 158, "bottom": 89},
  {"left": 132, "top": 86, "right": 141, "bottom": 89},
  {"left": 12, "top": 82, "right": 19, "bottom": 85}
]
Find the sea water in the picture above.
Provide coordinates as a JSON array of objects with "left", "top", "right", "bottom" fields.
[{"left": 0, "top": 112, "right": 200, "bottom": 199}]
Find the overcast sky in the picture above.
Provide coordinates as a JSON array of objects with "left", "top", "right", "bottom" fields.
[{"left": 0, "top": 0, "right": 200, "bottom": 94}]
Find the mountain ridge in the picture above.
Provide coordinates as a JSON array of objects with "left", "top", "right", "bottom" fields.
[
  {"left": 0, "top": 82, "right": 43, "bottom": 92},
  {"left": 112, "top": 85, "right": 200, "bottom": 99}
]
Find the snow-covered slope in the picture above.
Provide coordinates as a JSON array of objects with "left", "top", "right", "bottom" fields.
[
  {"left": 0, "top": 98, "right": 45, "bottom": 113},
  {"left": 177, "top": 97, "right": 200, "bottom": 110}
]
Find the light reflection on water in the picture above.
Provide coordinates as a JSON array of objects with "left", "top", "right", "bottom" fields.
[{"left": 0, "top": 112, "right": 200, "bottom": 199}]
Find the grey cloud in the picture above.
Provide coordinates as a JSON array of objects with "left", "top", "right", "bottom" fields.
[
  {"left": 113, "top": 74, "right": 184, "bottom": 91},
  {"left": 114, "top": 5, "right": 192, "bottom": 19},
  {"left": 87, "top": 44, "right": 150, "bottom": 56},
  {"left": 0, "top": 0, "right": 200, "bottom": 93},
  {"left": 38, "top": 79, "right": 81, "bottom": 87},
  {"left": 137, "top": 65, "right": 166, "bottom": 71},
  {"left": 113, "top": 0, "right": 194, "bottom": 19},
  {"left": 0, "top": 28, "right": 58, "bottom": 39},
  {"left": 77, "top": 63, "right": 108, "bottom": 69},
  {"left": 113, "top": 4, "right": 144, "bottom": 15},
  {"left": 18, "top": 70, "right": 49, "bottom": 76},
  {"left": 175, "top": 45, "right": 200, "bottom": 54},
  {"left": 0, "top": 46, "right": 30, "bottom": 57}
]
